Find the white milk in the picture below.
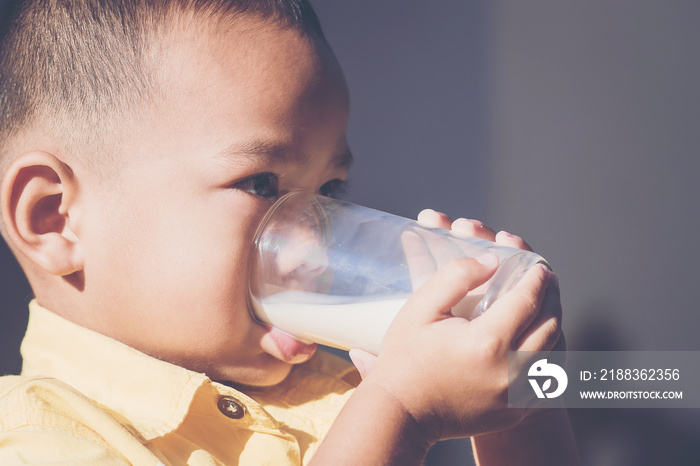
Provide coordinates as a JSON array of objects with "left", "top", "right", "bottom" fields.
[{"left": 252, "top": 291, "right": 485, "bottom": 355}]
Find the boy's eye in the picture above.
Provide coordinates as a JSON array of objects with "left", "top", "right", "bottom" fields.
[
  {"left": 318, "top": 179, "right": 347, "bottom": 199},
  {"left": 233, "top": 173, "right": 279, "bottom": 200}
]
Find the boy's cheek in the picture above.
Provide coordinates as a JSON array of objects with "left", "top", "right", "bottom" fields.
[{"left": 76, "top": 173, "right": 275, "bottom": 359}]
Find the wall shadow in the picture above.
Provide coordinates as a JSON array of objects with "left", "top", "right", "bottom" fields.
[
  {"left": 568, "top": 305, "right": 700, "bottom": 466},
  {"left": 0, "top": 238, "right": 32, "bottom": 375}
]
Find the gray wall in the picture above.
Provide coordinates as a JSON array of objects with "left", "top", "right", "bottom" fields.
[
  {"left": 313, "top": 0, "right": 491, "bottom": 220},
  {"left": 2, "top": 1, "right": 700, "bottom": 465}
]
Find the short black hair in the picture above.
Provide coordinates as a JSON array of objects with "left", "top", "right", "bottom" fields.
[{"left": 0, "top": 0, "right": 324, "bottom": 170}]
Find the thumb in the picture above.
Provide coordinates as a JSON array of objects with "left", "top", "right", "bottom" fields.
[
  {"left": 349, "top": 348, "right": 378, "bottom": 379},
  {"left": 400, "top": 255, "right": 498, "bottom": 325}
]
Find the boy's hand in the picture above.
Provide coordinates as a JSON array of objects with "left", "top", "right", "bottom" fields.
[
  {"left": 417, "top": 208, "right": 533, "bottom": 251},
  {"left": 350, "top": 210, "right": 562, "bottom": 443},
  {"left": 350, "top": 209, "right": 543, "bottom": 375}
]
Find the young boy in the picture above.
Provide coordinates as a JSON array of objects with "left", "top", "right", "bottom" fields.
[{"left": 0, "top": 1, "right": 578, "bottom": 464}]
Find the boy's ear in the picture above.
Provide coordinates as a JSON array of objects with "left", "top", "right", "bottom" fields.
[{"left": 1, "top": 151, "right": 83, "bottom": 276}]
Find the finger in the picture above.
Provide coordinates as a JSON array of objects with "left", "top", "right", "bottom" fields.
[
  {"left": 349, "top": 348, "right": 378, "bottom": 379},
  {"left": 404, "top": 219, "right": 473, "bottom": 290},
  {"left": 399, "top": 256, "right": 498, "bottom": 325},
  {"left": 476, "top": 264, "right": 551, "bottom": 342},
  {"left": 417, "top": 209, "right": 453, "bottom": 229},
  {"left": 494, "top": 230, "right": 534, "bottom": 252},
  {"left": 450, "top": 218, "right": 497, "bottom": 241},
  {"left": 415, "top": 228, "right": 467, "bottom": 270},
  {"left": 401, "top": 230, "right": 437, "bottom": 290},
  {"left": 515, "top": 275, "right": 562, "bottom": 351}
]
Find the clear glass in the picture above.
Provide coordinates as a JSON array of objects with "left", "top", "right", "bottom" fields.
[{"left": 248, "top": 191, "right": 548, "bottom": 355}]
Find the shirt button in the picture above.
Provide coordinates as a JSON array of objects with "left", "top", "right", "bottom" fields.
[{"left": 218, "top": 396, "right": 246, "bottom": 419}]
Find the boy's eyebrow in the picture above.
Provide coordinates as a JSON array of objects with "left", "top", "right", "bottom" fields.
[
  {"left": 216, "top": 139, "right": 305, "bottom": 166},
  {"left": 216, "top": 139, "right": 354, "bottom": 169}
]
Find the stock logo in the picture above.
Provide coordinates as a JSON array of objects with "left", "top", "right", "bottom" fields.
[{"left": 528, "top": 359, "right": 568, "bottom": 399}]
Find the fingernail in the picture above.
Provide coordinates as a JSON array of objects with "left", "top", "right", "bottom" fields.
[
  {"left": 451, "top": 218, "right": 471, "bottom": 229},
  {"left": 348, "top": 350, "right": 367, "bottom": 376},
  {"left": 476, "top": 253, "right": 499, "bottom": 268},
  {"left": 353, "top": 358, "right": 366, "bottom": 375}
]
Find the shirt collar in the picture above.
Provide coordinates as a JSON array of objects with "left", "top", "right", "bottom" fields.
[{"left": 20, "top": 300, "right": 217, "bottom": 440}]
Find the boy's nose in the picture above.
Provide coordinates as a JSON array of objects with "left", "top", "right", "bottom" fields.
[{"left": 274, "top": 226, "right": 328, "bottom": 288}]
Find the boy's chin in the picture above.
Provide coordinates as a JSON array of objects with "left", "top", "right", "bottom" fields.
[
  {"left": 215, "top": 357, "right": 298, "bottom": 388},
  {"left": 210, "top": 330, "right": 319, "bottom": 388}
]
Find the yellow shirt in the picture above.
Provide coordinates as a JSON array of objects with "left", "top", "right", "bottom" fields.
[{"left": 0, "top": 301, "right": 359, "bottom": 465}]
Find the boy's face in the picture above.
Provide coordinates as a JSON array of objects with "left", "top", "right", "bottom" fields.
[{"left": 73, "top": 18, "right": 351, "bottom": 386}]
